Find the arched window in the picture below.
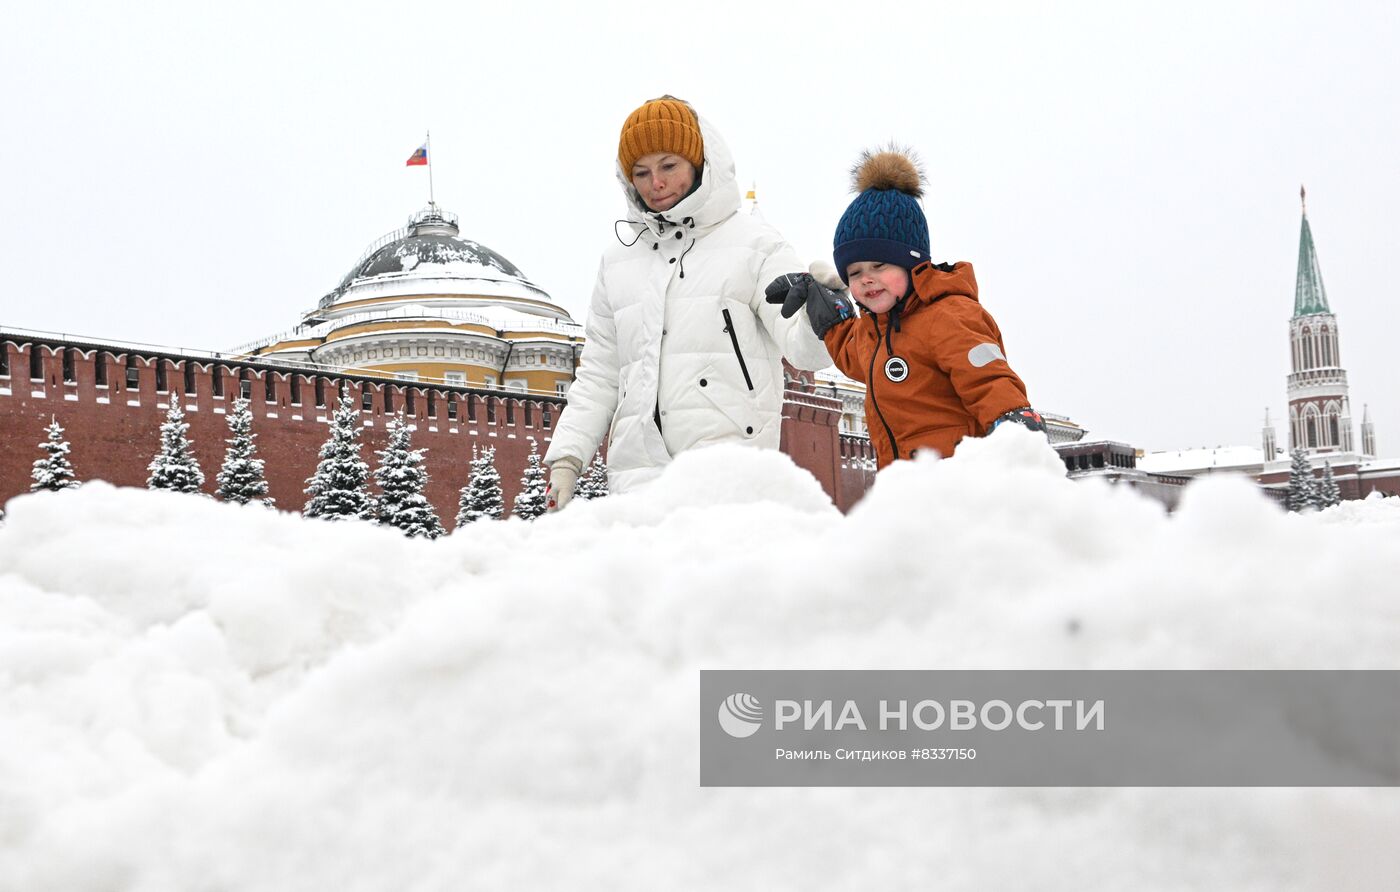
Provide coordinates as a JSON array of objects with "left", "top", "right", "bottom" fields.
[
  {"left": 1303, "top": 338, "right": 1314, "bottom": 369},
  {"left": 1330, "top": 415, "right": 1340, "bottom": 447}
]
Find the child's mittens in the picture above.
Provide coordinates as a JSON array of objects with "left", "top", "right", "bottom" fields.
[
  {"left": 988, "top": 407, "right": 1048, "bottom": 435},
  {"left": 763, "top": 269, "right": 855, "bottom": 337}
]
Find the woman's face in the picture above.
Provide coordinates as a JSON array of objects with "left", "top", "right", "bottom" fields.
[
  {"left": 630, "top": 152, "right": 697, "bottom": 212},
  {"left": 845, "top": 261, "right": 909, "bottom": 315}
]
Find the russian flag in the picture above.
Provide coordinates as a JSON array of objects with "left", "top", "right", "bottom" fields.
[{"left": 406, "top": 144, "right": 428, "bottom": 166}]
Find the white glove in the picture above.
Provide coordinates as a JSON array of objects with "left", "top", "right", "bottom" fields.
[{"left": 546, "top": 460, "right": 581, "bottom": 512}]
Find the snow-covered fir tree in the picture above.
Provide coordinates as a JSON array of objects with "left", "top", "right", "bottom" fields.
[
  {"left": 147, "top": 399, "right": 205, "bottom": 493},
  {"left": 216, "top": 398, "right": 272, "bottom": 506},
  {"left": 512, "top": 439, "right": 548, "bottom": 520},
  {"left": 303, "top": 392, "right": 373, "bottom": 521},
  {"left": 455, "top": 446, "right": 504, "bottom": 527},
  {"left": 373, "top": 415, "right": 445, "bottom": 539},
  {"left": 31, "top": 417, "right": 80, "bottom": 492},
  {"left": 1286, "top": 448, "right": 1320, "bottom": 513},
  {"left": 576, "top": 453, "right": 609, "bottom": 501},
  {"left": 1317, "top": 461, "right": 1342, "bottom": 509}
]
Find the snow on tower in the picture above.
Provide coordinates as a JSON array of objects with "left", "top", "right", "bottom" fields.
[
  {"left": 1261, "top": 408, "right": 1278, "bottom": 459},
  {"left": 1361, "top": 404, "right": 1377, "bottom": 458},
  {"left": 1286, "top": 186, "right": 1355, "bottom": 455}
]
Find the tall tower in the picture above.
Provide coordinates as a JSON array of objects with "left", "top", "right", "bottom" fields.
[
  {"left": 1361, "top": 404, "right": 1377, "bottom": 458},
  {"left": 1287, "top": 187, "right": 1354, "bottom": 455}
]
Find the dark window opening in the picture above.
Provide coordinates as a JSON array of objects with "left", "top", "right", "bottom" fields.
[
  {"left": 0, "top": 346, "right": 8, "bottom": 376},
  {"left": 125, "top": 356, "right": 139, "bottom": 389},
  {"left": 31, "top": 349, "right": 44, "bottom": 380},
  {"left": 467, "top": 394, "right": 476, "bottom": 420},
  {"left": 447, "top": 398, "right": 458, "bottom": 421},
  {"left": 94, "top": 353, "right": 107, "bottom": 386},
  {"left": 212, "top": 367, "right": 224, "bottom": 397},
  {"left": 524, "top": 401, "right": 533, "bottom": 426},
  {"left": 487, "top": 399, "right": 497, "bottom": 424},
  {"left": 1307, "top": 417, "right": 1318, "bottom": 448},
  {"left": 1092, "top": 453, "right": 1104, "bottom": 469},
  {"left": 338, "top": 379, "right": 346, "bottom": 398},
  {"left": 362, "top": 390, "right": 373, "bottom": 411},
  {"left": 1064, "top": 458, "right": 1075, "bottom": 472},
  {"left": 405, "top": 388, "right": 416, "bottom": 415},
  {"left": 542, "top": 404, "right": 552, "bottom": 429},
  {"left": 427, "top": 392, "right": 437, "bottom": 417},
  {"left": 506, "top": 400, "right": 515, "bottom": 425},
  {"left": 62, "top": 349, "right": 76, "bottom": 383},
  {"left": 1330, "top": 415, "right": 1340, "bottom": 446},
  {"left": 184, "top": 363, "right": 196, "bottom": 395},
  {"left": 290, "top": 376, "right": 301, "bottom": 405},
  {"left": 315, "top": 378, "right": 326, "bottom": 407},
  {"left": 156, "top": 360, "right": 168, "bottom": 392},
  {"left": 384, "top": 386, "right": 394, "bottom": 413},
  {"left": 265, "top": 374, "right": 276, "bottom": 403}
]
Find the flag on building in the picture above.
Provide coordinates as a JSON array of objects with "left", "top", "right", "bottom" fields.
[{"left": 406, "top": 144, "right": 428, "bottom": 167}]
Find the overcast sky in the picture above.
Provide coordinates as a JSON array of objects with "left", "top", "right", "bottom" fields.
[{"left": 3, "top": 1, "right": 1396, "bottom": 453}]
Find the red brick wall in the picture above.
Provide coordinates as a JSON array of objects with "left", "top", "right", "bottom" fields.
[{"left": 2, "top": 338, "right": 868, "bottom": 522}]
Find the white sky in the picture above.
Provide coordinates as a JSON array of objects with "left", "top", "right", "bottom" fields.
[{"left": 2, "top": 1, "right": 1396, "bottom": 452}]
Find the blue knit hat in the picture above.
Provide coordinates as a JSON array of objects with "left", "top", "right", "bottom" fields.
[{"left": 832, "top": 149, "right": 929, "bottom": 285}]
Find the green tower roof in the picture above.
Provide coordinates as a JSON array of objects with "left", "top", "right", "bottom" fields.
[{"left": 1294, "top": 187, "right": 1331, "bottom": 317}]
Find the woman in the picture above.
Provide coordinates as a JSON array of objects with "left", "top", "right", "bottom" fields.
[{"left": 544, "top": 95, "right": 831, "bottom": 507}]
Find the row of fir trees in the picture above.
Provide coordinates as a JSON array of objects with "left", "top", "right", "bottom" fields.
[
  {"left": 24, "top": 393, "right": 609, "bottom": 537},
  {"left": 1285, "top": 447, "right": 1342, "bottom": 512}
]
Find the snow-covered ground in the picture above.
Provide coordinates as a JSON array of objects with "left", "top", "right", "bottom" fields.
[{"left": 3, "top": 428, "right": 1399, "bottom": 890}]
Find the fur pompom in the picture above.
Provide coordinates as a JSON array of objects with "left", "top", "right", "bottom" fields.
[{"left": 850, "top": 147, "right": 924, "bottom": 197}]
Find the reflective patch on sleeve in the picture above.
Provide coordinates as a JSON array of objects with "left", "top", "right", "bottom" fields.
[{"left": 967, "top": 343, "right": 1007, "bottom": 368}]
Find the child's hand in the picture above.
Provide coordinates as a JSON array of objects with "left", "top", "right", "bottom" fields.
[{"left": 764, "top": 273, "right": 855, "bottom": 338}]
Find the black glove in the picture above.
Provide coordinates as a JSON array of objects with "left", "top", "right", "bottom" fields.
[
  {"left": 988, "top": 407, "right": 1047, "bottom": 434},
  {"left": 764, "top": 272, "right": 855, "bottom": 338}
]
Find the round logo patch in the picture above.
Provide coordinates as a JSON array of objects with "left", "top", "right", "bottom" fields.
[{"left": 884, "top": 356, "right": 909, "bottom": 382}]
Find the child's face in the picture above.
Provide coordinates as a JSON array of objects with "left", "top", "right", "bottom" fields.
[{"left": 845, "top": 261, "right": 908, "bottom": 314}]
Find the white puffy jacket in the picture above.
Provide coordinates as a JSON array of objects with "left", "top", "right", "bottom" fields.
[{"left": 545, "top": 110, "right": 832, "bottom": 493}]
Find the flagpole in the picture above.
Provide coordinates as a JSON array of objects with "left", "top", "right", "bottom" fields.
[{"left": 426, "top": 130, "right": 436, "bottom": 207}]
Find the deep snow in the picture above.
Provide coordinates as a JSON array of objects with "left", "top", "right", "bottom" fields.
[{"left": 2, "top": 428, "right": 1399, "bottom": 891}]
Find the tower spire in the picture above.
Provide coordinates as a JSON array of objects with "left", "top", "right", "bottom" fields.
[{"left": 1294, "top": 186, "right": 1330, "bottom": 317}]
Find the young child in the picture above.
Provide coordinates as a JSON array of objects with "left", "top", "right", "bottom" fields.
[{"left": 767, "top": 148, "right": 1043, "bottom": 468}]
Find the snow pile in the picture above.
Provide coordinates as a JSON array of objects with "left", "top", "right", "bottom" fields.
[{"left": 2, "top": 428, "right": 1400, "bottom": 890}]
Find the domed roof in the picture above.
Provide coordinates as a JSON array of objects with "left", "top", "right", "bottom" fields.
[{"left": 318, "top": 205, "right": 549, "bottom": 310}]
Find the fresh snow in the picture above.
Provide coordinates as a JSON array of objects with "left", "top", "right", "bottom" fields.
[{"left": 2, "top": 427, "right": 1399, "bottom": 890}]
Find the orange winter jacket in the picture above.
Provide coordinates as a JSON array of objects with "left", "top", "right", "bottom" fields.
[{"left": 824, "top": 261, "right": 1030, "bottom": 469}]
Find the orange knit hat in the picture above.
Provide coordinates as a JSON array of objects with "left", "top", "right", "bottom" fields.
[{"left": 617, "top": 95, "right": 704, "bottom": 174}]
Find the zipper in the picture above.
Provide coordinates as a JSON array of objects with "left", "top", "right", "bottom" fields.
[
  {"left": 721, "top": 308, "right": 755, "bottom": 391},
  {"left": 867, "top": 314, "right": 900, "bottom": 460}
]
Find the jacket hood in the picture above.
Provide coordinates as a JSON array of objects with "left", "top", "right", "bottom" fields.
[
  {"left": 615, "top": 105, "right": 741, "bottom": 240},
  {"left": 907, "top": 261, "right": 980, "bottom": 311}
]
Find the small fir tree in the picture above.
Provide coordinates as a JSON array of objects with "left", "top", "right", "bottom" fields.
[
  {"left": 31, "top": 417, "right": 80, "bottom": 492},
  {"left": 512, "top": 439, "right": 548, "bottom": 520},
  {"left": 216, "top": 398, "right": 272, "bottom": 505},
  {"left": 455, "top": 446, "right": 504, "bottom": 527},
  {"left": 1286, "top": 448, "right": 1320, "bottom": 513},
  {"left": 147, "top": 399, "right": 205, "bottom": 493},
  {"left": 374, "top": 415, "right": 445, "bottom": 539},
  {"left": 303, "top": 392, "right": 374, "bottom": 520},
  {"left": 1318, "top": 461, "right": 1342, "bottom": 509},
  {"left": 576, "top": 453, "right": 609, "bottom": 501}
]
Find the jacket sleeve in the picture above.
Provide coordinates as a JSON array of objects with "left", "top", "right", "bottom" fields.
[
  {"left": 544, "top": 262, "right": 618, "bottom": 468},
  {"left": 928, "top": 297, "right": 1031, "bottom": 428},
  {"left": 821, "top": 318, "right": 868, "bottom": 384},
  {"left": 748, "top": 240, "right": 834, "bottom": 372}
]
